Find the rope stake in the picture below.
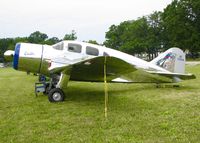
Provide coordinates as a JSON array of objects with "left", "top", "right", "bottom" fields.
[{"left": 104, "top": 56, "right": 108, "bottom": 118}]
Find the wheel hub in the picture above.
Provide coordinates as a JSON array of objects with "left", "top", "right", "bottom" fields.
[{"left": 52, "top": 92, "right": 62, "bottom": 101}]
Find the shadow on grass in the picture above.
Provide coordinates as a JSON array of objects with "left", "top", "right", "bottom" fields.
[
  {"left": 63, "top": 82, "right": 174, "bottom": 101},
  {"left": 62, "top": 84, "right": 156, "bottom": 113},
  {"left": 57, "top": 82, "right": 199, "bottom": 111}
]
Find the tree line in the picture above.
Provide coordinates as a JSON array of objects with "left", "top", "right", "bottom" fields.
[
  {"left": 0, "top": 0, "right": 200, "bottom": 62},
  {"left": 0, "top": 30, "right": 100, "bottom": 62},
  {"left": 0, "top": 30, "right": 77, "bottom": 62},
  {"left": 104, "top": 0, "right": 200, "bottom": 60}
]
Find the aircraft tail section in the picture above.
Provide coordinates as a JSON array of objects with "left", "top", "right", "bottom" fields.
[{"left": 150, "top": 48, "right": 185, "bottom": 74}]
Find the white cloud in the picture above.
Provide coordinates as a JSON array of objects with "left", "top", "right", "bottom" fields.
[{"left": 0, "top": 0, "right": 172, "bottom": 43}]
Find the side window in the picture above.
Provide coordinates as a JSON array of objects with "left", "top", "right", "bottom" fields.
[
  {"left": 86, "top": 46, "right": 99, "bottom": 56},
  {"left": 53, "top": 42, "right": 64, "bottom": 50},
  {"left": 68, "top": 43, "right": 82, "bottom": 53}
]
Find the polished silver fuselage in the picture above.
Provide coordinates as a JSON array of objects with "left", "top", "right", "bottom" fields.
[{"left": 9, "top": 41, "right": 195, "bottom": 83}]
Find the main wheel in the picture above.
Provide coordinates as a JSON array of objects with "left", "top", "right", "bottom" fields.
[{"left": 48, "top": 88, "right": 65, "bottom": 102}]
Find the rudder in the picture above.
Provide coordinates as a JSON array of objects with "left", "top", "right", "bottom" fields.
[{"left": 150, "top": 48, "right": 185, "bottom": 74}]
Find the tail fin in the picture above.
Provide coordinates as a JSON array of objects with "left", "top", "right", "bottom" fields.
[{"left": 150, "top": 48, "right": 185, "bottom": 74}]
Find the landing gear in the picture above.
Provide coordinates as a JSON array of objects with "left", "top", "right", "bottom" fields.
[
  {"left": 48, "top": 88, "right": 65, "bottom": 102},
  {"left": 35, "top": 73, "right": 70, "bottom": 102}
]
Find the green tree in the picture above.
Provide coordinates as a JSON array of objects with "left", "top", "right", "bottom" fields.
[
  {"left": 119, "top": 17, "right": 149, "bottom": 56},
  {"left": 182, "top": 0, "right": 200, "bottom": 57},
  {"left": 146, "top": 11, "right": 163, "bottom": 59},
  {"left": 86, "top": 40, "right": 99, "bottom": 45},
  {"left": 104, "top": 22, "right": 130, "bottom": 50},
  {"left": 104, "top": 0, "right": 200, "bottom": 59},
  {"left": 28, "top": 31, "right": 48, "bottom": 44},
  {"left": 14, "top": 37, "right": 28, "bottom": 44},
  {"left": 0, "top": 38, "right": 15, "bottom": 61},
  {"left": 104, "top": 18, "right": 150, "bottom": 57},
  {"left": 161, "top": 0, "right": 200, "bottom": 57},
  {"left": 44, "top": 37, "right": 60, "bottom": 45},
  {"left": 63, "top": 30, "right": 77, "bottom": 40}
]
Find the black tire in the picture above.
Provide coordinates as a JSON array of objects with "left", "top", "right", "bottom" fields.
[{"left": 48, "top": 88, "right": 65, "bottom": 102}]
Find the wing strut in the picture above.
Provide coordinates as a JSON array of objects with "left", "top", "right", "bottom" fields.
[{"left": 104, "top": 56, "right": 108, "bottom": 118}]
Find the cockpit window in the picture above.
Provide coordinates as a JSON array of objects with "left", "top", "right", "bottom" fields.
[
  {"left": 86, "top": 46, "right": 99, "bottom": 56},
  {"left": 68, "top": 43, "right": 82, "bottom": 53},
  {"left": 52, "top": 42, "right": 64, "bottom": 50}
]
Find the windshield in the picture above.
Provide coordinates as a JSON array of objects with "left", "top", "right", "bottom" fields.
[{"left": 52, "top": 42, "right": 64, "bottom": 50}]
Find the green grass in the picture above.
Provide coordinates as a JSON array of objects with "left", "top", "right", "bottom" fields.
[
  {"left": 0, "top": 66, "right": 200, "bottom": 143},
  {"left": 186, "top": 58, "right": 200, "bottom": 61}
]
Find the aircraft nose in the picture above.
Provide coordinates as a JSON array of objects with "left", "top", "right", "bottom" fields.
[
  {"left": 4, "top": 50, "right": 14, "bottom": 62},
  {"left": 13, "top": 43, "right": 21, "bottom": 70}
]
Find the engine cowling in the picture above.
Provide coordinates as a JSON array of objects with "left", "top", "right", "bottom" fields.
[{"left": 13, "top": 43, "right": 44, "bottom": 73}]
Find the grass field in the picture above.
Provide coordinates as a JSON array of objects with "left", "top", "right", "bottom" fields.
[{"left": 0, "top": 66, "right": 199, "bottom": 143}]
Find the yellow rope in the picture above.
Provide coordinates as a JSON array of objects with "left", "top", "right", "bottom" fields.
[{"left": 104, "top": 56, "right": 108, "bottom": 118}]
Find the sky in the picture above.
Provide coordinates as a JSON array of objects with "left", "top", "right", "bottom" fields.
[{"left": 0, "top": 0, "right": 172, "bottom": 43}]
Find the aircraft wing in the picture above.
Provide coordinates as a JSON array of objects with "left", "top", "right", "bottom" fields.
[
  {"left": 49, "top": 56, "right": 195, "bottom": 83},
  {"left": 49, "top": 56, "right": 137, "bottom": 82}
]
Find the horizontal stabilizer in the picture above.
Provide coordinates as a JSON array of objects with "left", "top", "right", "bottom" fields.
[{"left": 148, "top": 71, "right": 196, "bottom": 80}]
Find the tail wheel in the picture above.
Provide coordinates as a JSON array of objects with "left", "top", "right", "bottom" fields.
[{"left": 48, "top": 88, "right": 65, "bottom": 102}]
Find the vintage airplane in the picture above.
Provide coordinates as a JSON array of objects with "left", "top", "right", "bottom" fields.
[{"left": 4, "top": 41, "right": 195, "bottom": 102}]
